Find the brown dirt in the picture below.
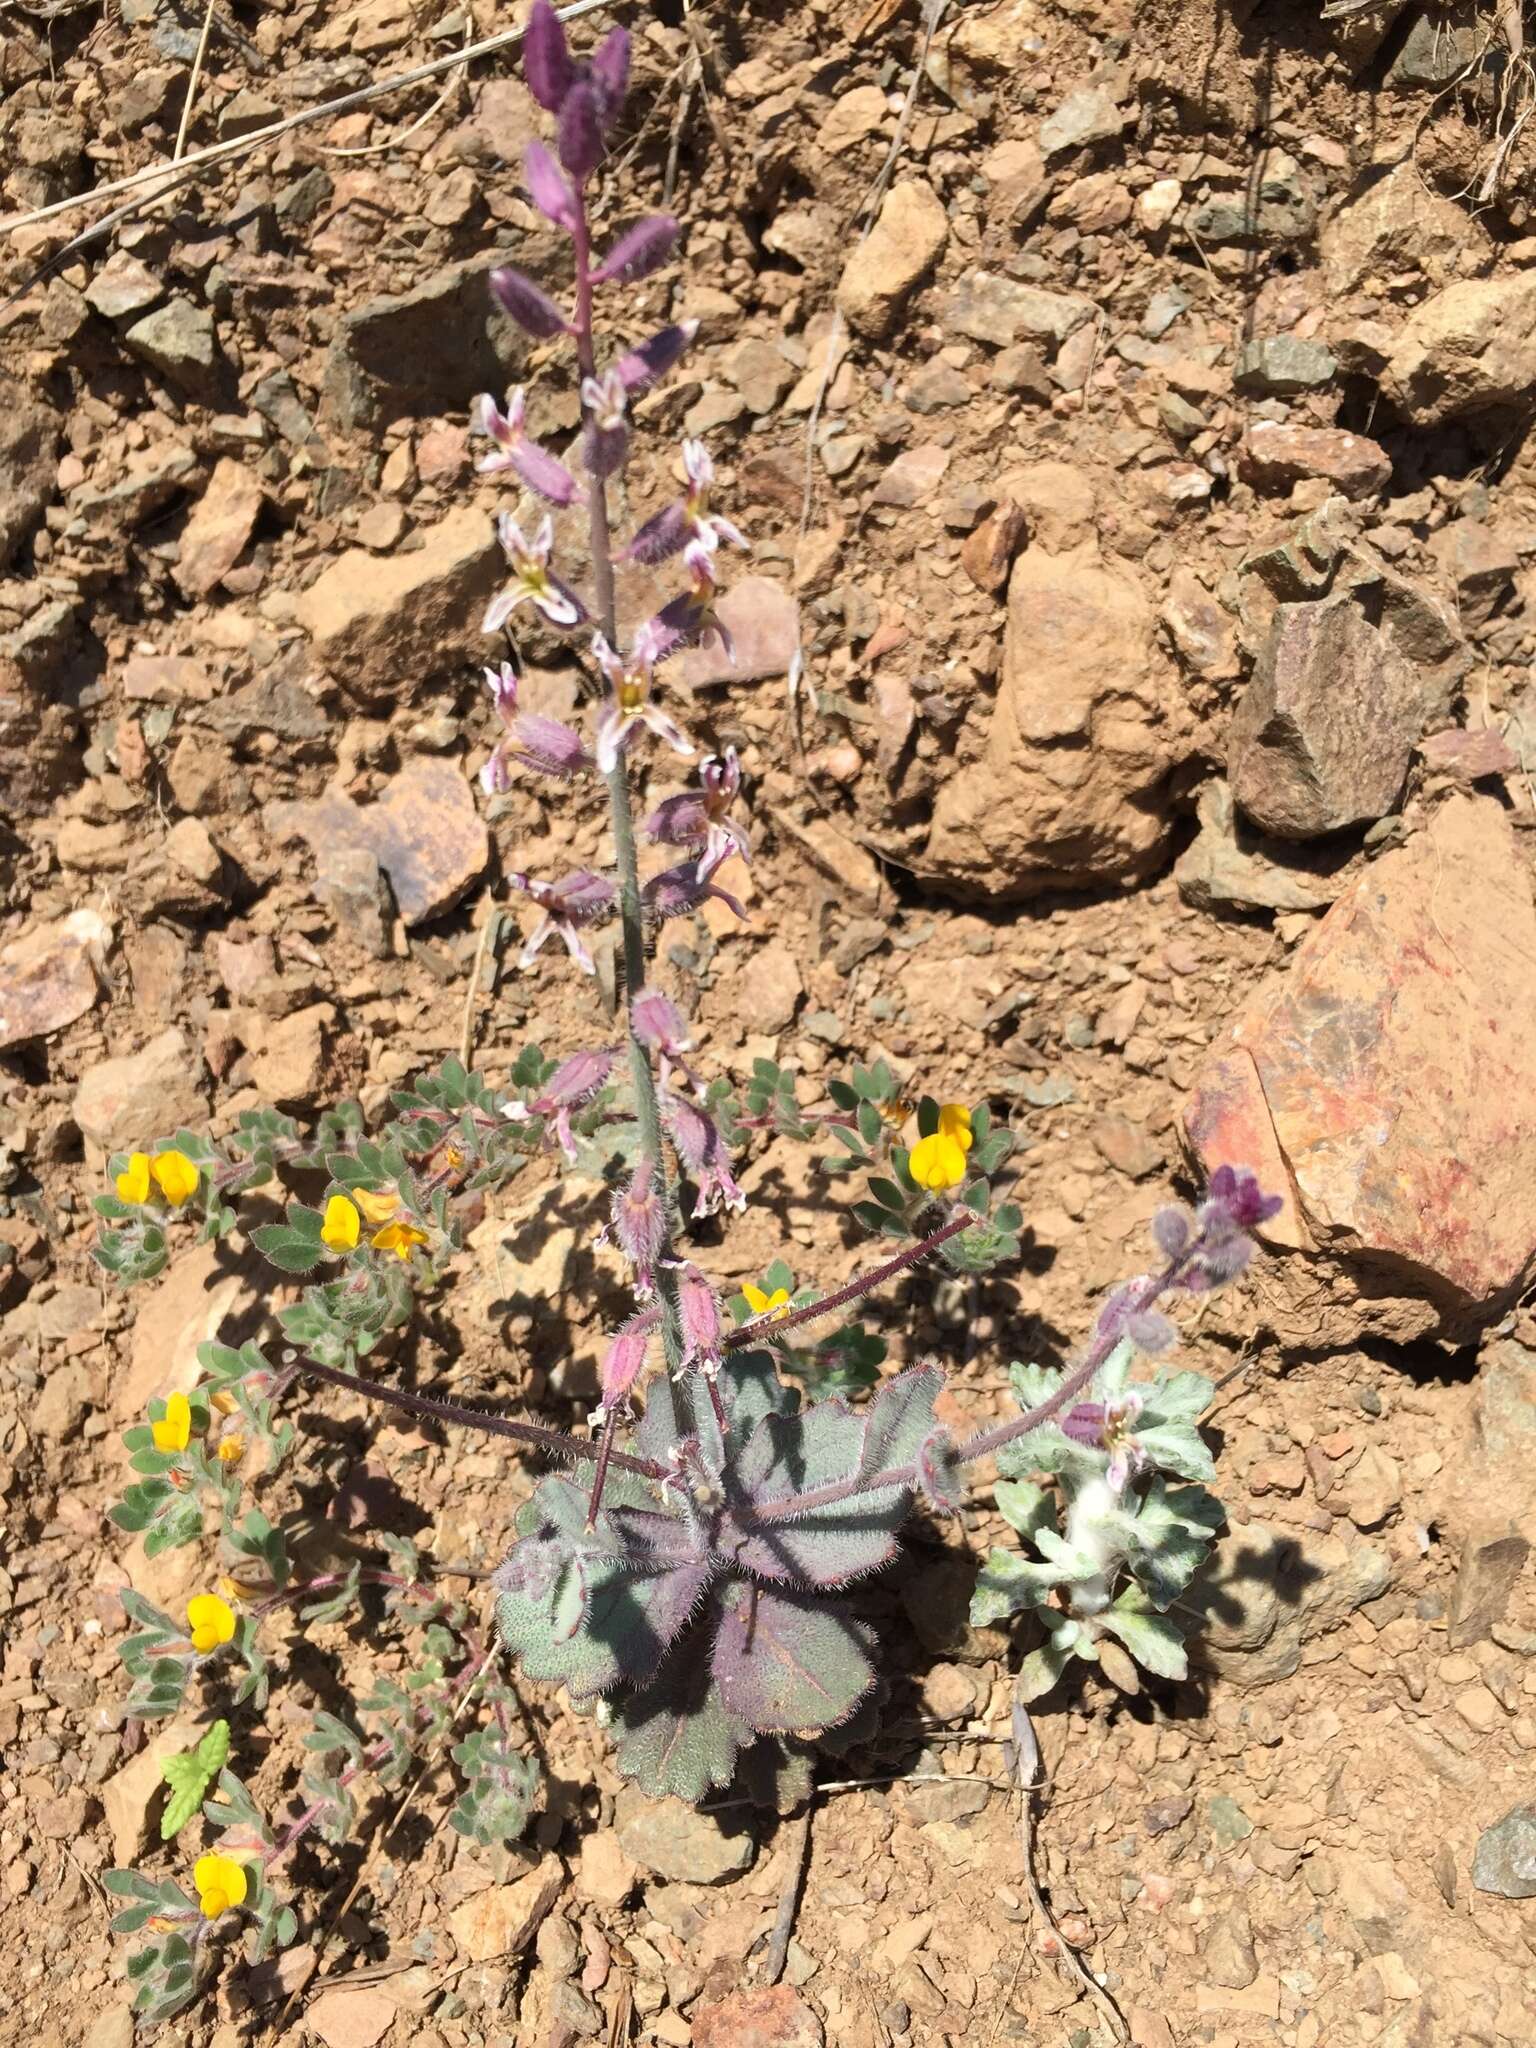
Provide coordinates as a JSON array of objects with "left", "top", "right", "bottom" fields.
[{"left": 4, "top": 3, "right": 1536, "bottom": 2046}]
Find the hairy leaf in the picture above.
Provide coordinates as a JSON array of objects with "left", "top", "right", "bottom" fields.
[
  {"left": 160, "top": 1720, "right": 230, "bottom": 1840},
  {"left": 712, "top": 1583, "right": 875, "bottom": 1735},
  {"left": 613, "top": 1658, "right": 746, "bottom": 1803},
  {"left": 1100, "top": 1583, "right": 1188, "bottom": 1681}
]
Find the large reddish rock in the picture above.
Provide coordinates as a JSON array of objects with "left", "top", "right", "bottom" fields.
[
  {"left": 922, "top": 539, "right": 1184, "bottom": 897},
  {"left": 691, "top": 1985, "right": 823, "bottom": 2048},
  {"left": 267, "top": 757, "right": 488, "bottom": 927},
  {"left": 1185, "top": 796, "right": 1536, "bottom": 1338},
  {"left": 1239, "top": 421, "right": 1391, "bottom": 502}
]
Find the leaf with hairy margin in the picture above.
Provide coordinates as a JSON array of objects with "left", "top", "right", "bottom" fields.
[
  {"left": 613, "top": 1657, "right": 747, "bottom": 1803},
  {"left": 712, "top": 1583, "right": 876, "bottom": 1735},
  {"left": 1099, "top": 1582, "right": 1189, "bottom": 1681}
]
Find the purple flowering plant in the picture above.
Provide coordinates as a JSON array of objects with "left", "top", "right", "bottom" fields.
[{"left": 89, "top": 9, "right": 1280, "bottom": 2014}]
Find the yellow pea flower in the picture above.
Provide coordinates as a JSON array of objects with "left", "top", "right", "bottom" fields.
[
  {"left": 115, "top": 1151, "right": 152, "bottom": 1204},
  {"left": 216, "top": 1435, "right": 245, "bottom": 1465},
  {"left": 150, "top": 1150, "right": 200, "bottom": 1206},
  {"left": 321, "top": 1194, "right": 361, "bottom": 1252},
  {"left": 152, "top": 1391, "right": 192, "bottom": 1455},
  {"left": 937, "top": 1102, "right": 974, "bottom": 1153},
  {"left": 193, "top": 1852, "right": 248, "bottom": 1919},
  {"left": 742, "top": 1282, "right": 792, "bottom": 1321},
  {"left": 371, "top": 1221, "right": 429, "bottom": 1261},
  {"left": 210, "top": 1389, "right": 238, "bottom": 1417},
  {"left": 909, "top": 1132, "right": 969, "bottom": 1192},
  {"left": 187, "top": 1592, "right": 236, "bottom": 1654},
  {"left": 353, "top": 1186, "right": 400, "bottom": 1226}
]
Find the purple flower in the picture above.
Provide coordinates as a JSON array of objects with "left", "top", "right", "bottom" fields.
[
  {"left": 643, "top": 748, "right": 749, "bottom": 867},
  {"left": 484, "top": 512, "right": 588, "bottom": 635},
  {"left": 645, "top": 540, "right": 734, "bottom": 664},
  {"left": 626, "top": 437, "right": 748, "bottom": 566},
  {"left": 643, "top": 844, "right": 747, "bottom": 927},
  {"left": 1206, "top": 1163, "right": 1283, "bottom": 1233},
  {"left": 1173, "top": 1165, "right": 1284, "bottom": 1292},
  {"left": 505, "top": 1043, "right": 616, "bottom": 1158},
  {"left": 611, "top": 1158, "right": 665, "bottom": 1291},
  {"left": 677, "top": 1264, "right": 723, "bottom": 1375},
  {"left": 664, "top": 1092, "right": 745, "bottom": 1219},
  {"left": 594, "top": 215, "right": 679, "bottom": 284},
  {"left": 591, "top": 625, "right": 693, "bottom": 773},
  {"left": 507, "top": 868, "right": 615, "bottom": 976},
  {"left": 614, "top": 320, "right": 698, "bottom": 394},
  {"left": 1062, "top": 1391, "right": 1146, "bottom": 1493},
  {"left": 631, "top": 986, "right": 691, "bottom": 1058},
  {"left": 522, "top": 0, "right": 575, "bottom": 113},
  {"left": 598, "top": 1307, "right": 659, "bottom": 1418},
  {"left": 489, "top": 266, "right": 569, "bottom": 340},
  {"left": 589, "top": 25, "right": 630, "bottom": 122},
  {"left": 524, "top": 140, "right": 579, "bottom": 231},
  {"left": 478, "top": 663, "right": 592, "bottom": 794},
  {"left": 580, "top": 367, "right": 629, "bottom": 479},
  {"left": 473, "top": 388, "right": 577, "bottom": 506}
]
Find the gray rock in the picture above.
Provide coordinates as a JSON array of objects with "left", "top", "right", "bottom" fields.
[
  {"left": 1235, "top": 335, "right": 1337, "bottom": 394},
  {"left": 1228, "top": 590, "right": 1441, "bottom": 839},
  {"left": 1389, "top": 10, "right": 1482, "bottom": 88},
  {"left": 1472, "top": 1804, "right": 1536, "bottom": 1898},
  {"left": 0, "top": 378, "right": 60, "bottom": 569},
  {"left": 218, "top": 88, "right": 280, "bottom": 138},
  {"left": 1448, "top": 1521, "right": 1531, "bottom": 1648},
  {"left": 1204, "top": 1909, "right": 1258, "bottom": 1989},
  {"left": 84, "top": 252, "right": 164, "bottom": 323},
  {"left": 322, "top": 259, "right": 529, "bottom": 429},
  {"left": 73, "top": 445, "right": 200, "bottom": 529},
  {"left": 943, "top": 269, "right": 1094, "bottom": 349},
  {"left": 250, "top": 369, "right": 318, "bottom": 447},
  {"left": 1038, "top": 87, "right": 1126, "bottom": 158},
  {"left": 1427, "top": 520, "right": 1519, "bottom": 633},
  {"left": 123, "top": 299, "right": 227, "bottom": 405},
  {"left": 1142, "top": 286, "right": 1190, "bottom": 339},
  {"left": 614, "top": 1785, "right": 755, "bottom": 1886},
  {"left": 268, "top": 758, "right": 487, "bottom": 929},
  {"left": 1175, "top": 780, "right": 1345, "bottom": 914}
]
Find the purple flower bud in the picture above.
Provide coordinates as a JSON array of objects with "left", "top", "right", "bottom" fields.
[
  {"left": 1125, "top": 1310, "right": 1178, "bottom": 1356},
  {"left": 612, "top": 1159, "right": 665, "bottom": 1287},
  {"left": 1206, "top": 1163, "right": 1283, "bottom": 1231},
  {"left": 677, "top": 1265, "right": 722, "bottom": 1371},
  {"left": 589, "top": 25, "right": 630, "bottom": 123},
  {"left": 631, "top": 986, "right": 690, "bottom": 1056},
  {"left": 594, "top": 215, "right": 679, "bottom": 284},
  {"left": 917, "top": 1425, "right": 966, "bottom": 1514},
  {"left": 545, "top": 1046, "right": 616, "bottom": 1107},
  {"left": 614, "top": 320, "right": 698, "bottom": 393},
  {"left": 1061, "top": 1401, "right": 1109, "bottom": 1449},
  {"left": 557, "top": 79, "right": 605, "bottom": 180},
  {"left": 600, "top": 1313, "right": 655, "bottom": 1410},
  {"left": 509, "top": 712, "right": 591, "bottom": 780},
  {"left": 1151, "top": 1203, "right": 1194, "bottom": 1262},
  {"left": 625, "top": 499, "right": 691, "bottom": 566},
  {"left": 524, "top": 141, "right": 578, "bottom": 230},
  {"left": 522, "top": 0, "right": 575, "bottom": 112},
  {"left": 509, "top": 436, "right": 578, "bottom": 507},
  {"left": 489, "top": 265, "right": 569, "bottom": 339},
  {"left": 583, "top": 418, "right": 629, "bottom": 479}
]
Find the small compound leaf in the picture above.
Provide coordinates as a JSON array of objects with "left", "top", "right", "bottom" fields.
[{"left": 712, "top": 1582, "right": 876, "bottom": 1736}]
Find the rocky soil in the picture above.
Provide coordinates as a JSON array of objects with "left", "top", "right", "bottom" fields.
[{"left": 4, "top": 1, "right": 1536, "bottom": 2045}]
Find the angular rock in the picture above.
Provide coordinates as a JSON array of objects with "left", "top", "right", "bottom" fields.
[
  {"left": 960, "top": 499, "right": 1027, "bottom": 596},
  {"left": 295, "top": 504, "right": 501, "bottom": 695},
  {"left": 247, "top": 1002, "right": 334, "bottom": 1105},
  {"left": 1239, "top": 421, "right": 1391, "bottom": 501},
  {"left": 1039, "top": 87, "right": 1126, "bottom": 158},
  {"left": 923, "top": 540, "right": 1183, "bottom": 899},
  {"left": 943, "top": 270, "right": 1094, "bottom": 349},
  {"left": 1426, "top": 519, "right": 1518, "bottom": 633},
  {"left": 268, "top": 757, "right": 488, "bottom": 927},
  {"left": 871, "top": 442, "right": 949, "bottom": 509},
  {"left": 0, "top": 377, "right": 60, "bottom": 569},
  {"left": 1189, "top": 1517, "right": 1392, "bottom": 1686},
  {"left": 1161, "top": 567, "right": 1240, "bottom": 678},
  {"left": 0, "top": 911, "right": 107, "bottom": 1051},
  {"left": 84, "top": 252, "right": 164, "bottom": 323},
  {"left": 73, "top": 1027, "right": 208, "bottom": 1155},
  {"left": 1389, "top": 11, "right": 1482, "bottom": 88},
  {"left": 727, "top": 338, "right": 796, "bottom": 415},
  {"left": 123, "top": 299, "right": 227, "bottom": 406},
  {"left": 1185, "top": 796, "right": 1536, "bottom": 1331},
  {"left": 1177, "top": 776, "right": 1345, "bottom": 913},
  {"left": 1382, "top": 272, "right": 1536, "bottom": 423},
  {"left": 321, "top": 259, "right": 529, "bottom": 429},
  {"left": 614, "top": 1785, "right": 755, "bottom": 1885},
  {"left": 173, "top": 458, "right": 264, "bottom": 598},
  {"left": 691, "top": 1985, "right": 823, "bottom": 2048},
  {"left": 679, "top": 575, "right": 800, "bottom": 689},
  {"left": 447, "top": 1861, "right": 562, "bottom": 1963},
  {"left": 100, "top": 1720, "right": 204, "bottom": 1863},
  {"left": 1472, "top": 1805, "right": 1536, "bottom": 1899},
  {"left": 118, "top": 1238, "right": 261, "bottom": 1422},
  {"left": 574, "top": 1830, "right": 637, "bottom": 1909},
  {"left": 1448, "top": 1519, "right": 1531, "bottom": 1648},
  {"left": 1320, "top": 162, "right": 1485, "bottom": 295},
  {"left": 1235, "top": 336, "right": 1336, "bottom": 395},
  {"left": 1228, "top": 591, "right": 1441, "bottom": 838},
  {"left": 836, "top": 180, "right": 948, "bottom": 342},
  {"left": 307, "top": 1986, "right": 394, "bottom": 2048}
]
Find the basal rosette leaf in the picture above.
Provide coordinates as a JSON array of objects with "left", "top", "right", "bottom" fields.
[
  {"left": 613, "top": 1654, "right": 747, "bottom": 1803},
  {"left": 712, "top": 1582, "right": 876, "bottom": 1736},
  {"left": 1099, "top": 1581, "right": 1189, "bottom": 1681}
]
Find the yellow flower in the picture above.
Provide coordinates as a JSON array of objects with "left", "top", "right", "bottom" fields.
[
  {"left": 909, "top": 1132, "right": 969, "bottom": 1192},
  {"left": 321, "top": 1194, "right": 361, "bottom": 1252},
  {"left": 371, "top": 1221, "right": 428, "bottom": 1261},
  {"left": 216, "top": 1435, "right": 245, "bottom": 1465},
  {"left": 152, "top": 1391, "right": 192, "bottom": 1455},
  {"left": 352, "top": 1186, "right": 400, "bottom": 1226},
  {"left": 187, "top": 1592, "right": 236, "bottom": 1654},
  {"left": 210, "top": 1389, "right": 238, "bottom": 1417},
  {"left": 115, "top": 1152, "right": 151, "bottom": 1204},
  {"left": 150, "top": 1150, "right": 200, "bottom": 1206},
  {"left": 937, "top": 1102, "right": 974, "bottom": 1153},
  {"left": 193, "top": 1852, "right": 248, "bottom": 1919},
  {"left": 742, "top": 1282, "right": 792, "bottom": 1321}
]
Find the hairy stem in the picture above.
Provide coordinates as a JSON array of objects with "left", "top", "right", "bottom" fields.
[
  {"left": 295, "top": 1356, "right": 665, "bottom": 1481},
  {"left": 740, "top": 1262, "right": 1183, "bottom": 1526},
  {"left": 724, "top": 1212, "right": 973, "bottom": 1352},
  {"left": 571, "top": 173, "right": 686, "bottom": 1467}
]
